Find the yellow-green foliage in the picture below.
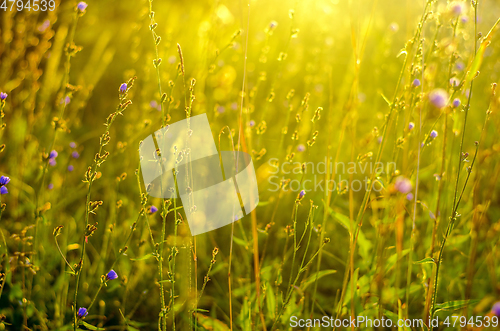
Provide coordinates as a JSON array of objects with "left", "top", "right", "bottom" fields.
[{"left": 1, "top": 0, "right": 500, "bottom": 330}]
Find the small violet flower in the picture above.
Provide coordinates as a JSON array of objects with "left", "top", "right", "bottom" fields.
[
  {"left": 48, "top": 183, "right": 54, "bottom": 190},
  {"left": 408, "top": 122, "right": 415, "bottom": 130},
  {"left": 429, "top": 89, "right": 449, "bottom": 109},
  {"left": 68, "top": 165, "right": 74, "bottom": 172},
  {"left": 449, "top": 1, "right": 465, "bottom": 16},
  {"left": 0, "top": 92, "right": 7, "bottom": 101},
  {"left": 72, "top": 151, "right": 80, "bottom": 159},
  {"left": 299, "top": 190, "right": 306, "bottom": 199},
  {"left": 49, "top": 150, "right": 58, "bottom": 166},
  {"left": 297, "top": 144, "right": 305, "bottom": 152},
  {"left": 77, "top": 307, "right": 88, "bottom": 319},
  {"left": 394, "top": 176, "right": 412, "bottom": 194},
  {"left": 150, "top": 205, "right": 158, "bottom": 214},
  {"left": 77, "top": 2, "right": 87, "bottom": 12},
  {"left": 492, "top": 302, "right": 500, "bottom": 316},
  {"left": 450, "top": 77, "right": 460, "bottom": 87},
  {"left": 430, "top": 130, "right": 438, "bottom": 139},
  {"left": 249, "top": 120, "right": 255, "bottom": 127},
  {"left": 0, "top": 176, "right": 10, "bottom": 186},
  {"left": 452, "top": 98, "right": 461, "bottom": 108},
  {"left": 412, "top": 79, "right": 420, "bottom": 87},
  {"left": 106, "top": 269, "right": 118, "bottom": 281},
  {"left": 70, "top": 142, "right": 76, "bottom": 148},
  {"left": 119, "top": 83, "right": 127, "bottom": 93}
]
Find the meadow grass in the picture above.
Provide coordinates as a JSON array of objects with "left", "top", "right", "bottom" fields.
[{"left": 1, "top": 0, "right": 500, "bottom": 330}]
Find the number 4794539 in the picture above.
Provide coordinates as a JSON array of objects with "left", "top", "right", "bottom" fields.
[{"left": 1, "top": 0, "right": 56, "bottom": 11}]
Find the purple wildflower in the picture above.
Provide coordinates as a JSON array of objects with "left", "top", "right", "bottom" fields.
[
  {"left": 72, "top": 151, "right": 80, "bottom": 159},
  {"left": 249, "top": 120, "right": 255, "bottom": 127},
  {"left": 0, "top": 92, "right": 7, "bottom": 101},
  {"left": 119, "top": 83, "right": 127, "bottom": 93},
  {"left": 48, "top": 183, "right": 54, "bottom": 190},
  {"left": 150, "top": 100, "right": 161, "bottom": 111},
  {"left": 430, "top": 130, "right": 438, "bottom": 139},
  {"left": 77, "top": 2, "right": 87, "bottom": 12},
  {"left": 48, "top": 158, "right": 56, "bottom": 166},
  {"left": 409, "top": 122, "right": 415, "bottom": 130},
  {"left": 429, "top": 89, "right": 449, "bottom": 108},
  {"left": 492, "top": 302, "right": 500, "bottom": 316},
  {"left": 452, "top": 98, "right": 461, "bottom": 108},
  {"left": 299, "top": 190, "right": 306, "bottom": 199},
  {"left": 49, "top": 150, "right": 58, "bottom": 159},
  {"left": 217, "top": 105, "right": 225, "bottom": 114},
  {"left": 37, "top": 20, "right": 50, "bottom": 33},
  {"left": 68, "top": 165, "right": 74, "bottom": 172},
  {"left": 0, "top": 176, "right": 9, "bottom": 195},
  {"left": 77, "top": 307, "right": 88, "bottom": 319},
  {"left": 406, "top": 193, "right": 414, "bottom": 201},
  {"left": 150, "top": 205, "right": 158, "bottom": 213},
  {"left": 297, "top": 144, "right": 305, "bottom": 152},
  {"left": 70, "top": 142, "right": 76, "bottom": 148},
  {"left": 106, "top": 269, "right": 118, "bottom": 281},
  {"left": 450, "top": 77, "right": 460, "bottom": 87},
  {"left": 449, "top": 1, "right": 465, "bottom": 16},
  {"left": 394, "top": 176, "right": 412, "bottom": 194},
  {"left": 0, "top": 176, "right": 10, "bottom": 186},
  {"left": 412, "top": 79, "right": 421, "bottom": 87}
]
